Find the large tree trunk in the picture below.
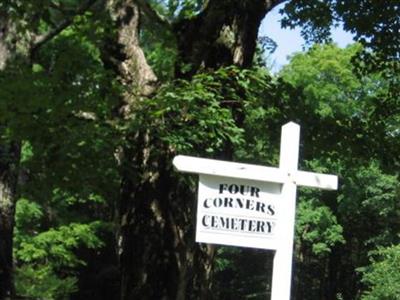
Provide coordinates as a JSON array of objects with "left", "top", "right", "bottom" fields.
[
  {"left": 0, "top": 12, "right": 19, "bottom": 299},
  {"left": 102, "top": 0, "right": 157, "bottom": 99},
  {"left": 0, "top": 13, "right": 12, "bottom": 70},
  {"left": 104, "top": 1, "right": 283, "bottom": 299},
  {"left": 174, "top": 0, "right": 283, "bottom": 77},
  {"left": 101, "top": 1, "right": 166, "bottom": 299},
  {"left": 0, "top": 142, "right": 20, "bottom": 299}
]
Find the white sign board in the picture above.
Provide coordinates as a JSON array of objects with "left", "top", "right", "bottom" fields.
[
  {"left": 196, "top": 175, "right": 281, "bottom": 250},
  {"left": 172, "top": 122, "right": 338, "bottom": 300}
]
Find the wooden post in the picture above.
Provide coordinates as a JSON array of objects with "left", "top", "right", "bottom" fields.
[{"left": 271, "top": 122, "right": 300, "bottom": 300}]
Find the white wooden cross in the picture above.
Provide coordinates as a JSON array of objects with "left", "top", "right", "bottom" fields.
[{"left": 173, "top": 122, "right": 338, "bottom": 300}]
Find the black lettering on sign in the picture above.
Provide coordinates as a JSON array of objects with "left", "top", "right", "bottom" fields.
[
  {"left": 202, "top": 215, "right": 275, "bottom": 235},
  {"left": 202, "top": 197, "right": 275, "bottom": 216},
  {"left": 219, "top": 183, "right": 261, "bottom": 198}
]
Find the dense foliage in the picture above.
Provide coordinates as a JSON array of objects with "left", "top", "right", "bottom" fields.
[{"left": 0, "top": 0, "right": 399, "bottom": 299}]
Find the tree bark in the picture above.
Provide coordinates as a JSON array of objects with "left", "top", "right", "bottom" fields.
[
  {"left": 0, "top": 13, "right": 12, "bottom": 70},
  {"left": 0, "top": 142, "right": 20, "bottom": 299},
  {"left": 0, "top": 11, "right": 19, "bottom": 299},
  {"left": 174, "top": 0, "right": 283, "bottom": 77},
  {"left": 101, "top": 1, "right": 167, "bottom": 299},
  {"left": 102, "top": 0, "right": 157, "bottom": 100}
]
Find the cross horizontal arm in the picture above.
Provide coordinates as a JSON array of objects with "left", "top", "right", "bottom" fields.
[
  {"left": 295, "top": 170, "right": 338, "bottom": 190},
  {"left": 173, "top": 155, "right": 338, "bottom": 191},
  {"left": 173, "top": 155, "right": 287, "bottom": 184}
]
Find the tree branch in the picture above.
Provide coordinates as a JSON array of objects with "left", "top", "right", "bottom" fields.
[
  {"left": 31, "top": 0, "right": 98, "bottom": 56},
  {"left": 135, "top": 0, "right": 172, "bottom": 30}
]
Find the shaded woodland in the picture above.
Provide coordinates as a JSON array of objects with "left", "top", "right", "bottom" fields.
[{"left": 0, "top": 0, "right": 399, "bottom": 299}]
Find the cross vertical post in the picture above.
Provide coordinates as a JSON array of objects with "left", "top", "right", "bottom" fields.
[{"left": 271, "top": 122, "right": 300, "bottom": 300}]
